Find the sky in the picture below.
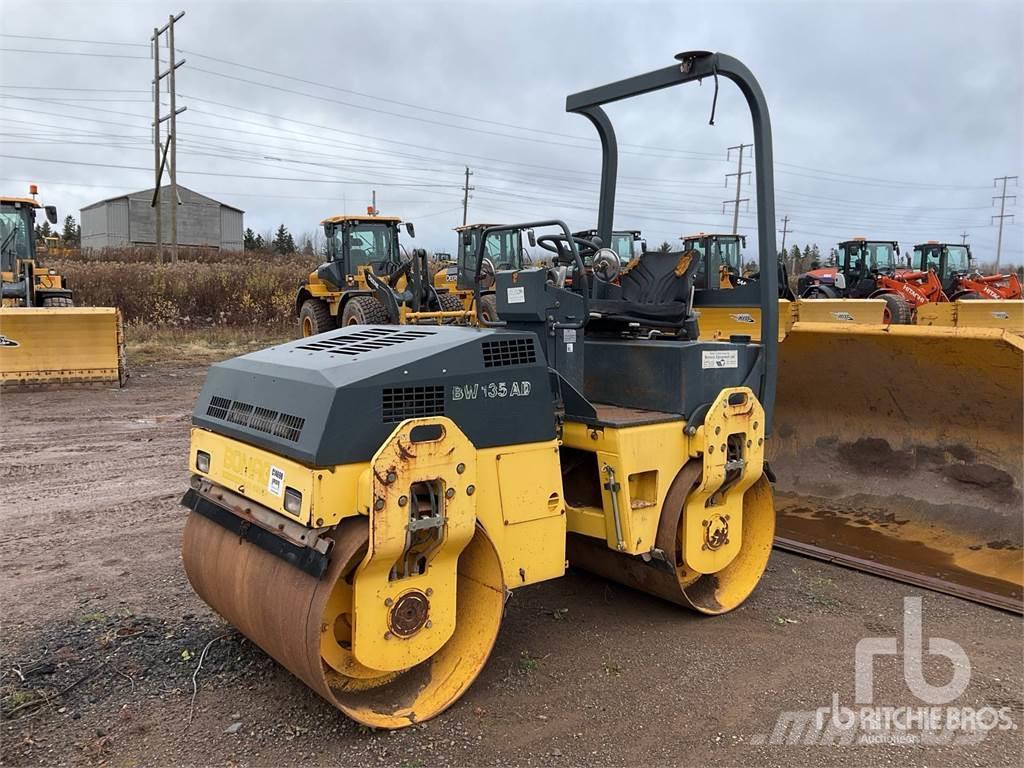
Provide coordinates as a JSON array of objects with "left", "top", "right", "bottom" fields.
[{"left": 1, "top": 0, "right": 1021, "bottom": 266}]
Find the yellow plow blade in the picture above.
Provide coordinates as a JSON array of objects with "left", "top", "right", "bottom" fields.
[
  {"left": 0, "top": 307, "right": 127, "bottom": 388},
  {"left": 769, "top": 323, "right": 1023, "bottom": 611}
]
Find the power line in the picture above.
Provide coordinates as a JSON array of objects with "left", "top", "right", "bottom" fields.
[{"left": 0, "top": 47, "right": 148, "bottom": 60}]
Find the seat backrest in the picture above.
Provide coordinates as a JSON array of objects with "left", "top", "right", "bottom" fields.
[{"left": 619, "top": 249, "right": 699, "bottom": 305}]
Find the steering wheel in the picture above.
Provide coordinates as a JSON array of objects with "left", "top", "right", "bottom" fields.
[
  {"left": 478, "top": 257, "right": 496, "bottom": 289},
  {"left": 591, "top": 248, "right": 621, "bottom": 283}
]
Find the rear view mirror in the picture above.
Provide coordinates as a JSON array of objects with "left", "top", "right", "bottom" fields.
[
  {"left": 527, "top": 229, "right": 536, "bottom": 247},
  {"left": 640, "top": 240, "right": 647, "bottom": 253},
  {"left": 45, "top": 205, "right": 57, "bottom": 225},
  {"left": 405, "top": 222, "right": 416, "bottom": 238}
]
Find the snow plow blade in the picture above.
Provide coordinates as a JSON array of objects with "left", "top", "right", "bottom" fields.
[
  {"left": 0, "top": 307, "right": 127, "bottom": 389},
  {"left": 769, "top": 323, "right": 1023, "bottom": 612}
]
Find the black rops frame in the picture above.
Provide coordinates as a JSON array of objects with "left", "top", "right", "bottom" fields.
[{"left": 565, "top": 51, "right": 779, "bottom": 431}]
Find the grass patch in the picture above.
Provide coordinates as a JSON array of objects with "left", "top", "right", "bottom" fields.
[{"left": 126, "top": 324, "right": 294, "bottom": 365}]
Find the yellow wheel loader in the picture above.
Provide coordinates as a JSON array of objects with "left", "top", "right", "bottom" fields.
[
  {"left": 179, "top": 51, "right": 783, "bottom": 728},
  {"left": 0, "top": 186, "right": 125, "bottom": 388},
  {"left": 432, "top": 223, "right": 533, "bottom": 322},
  {"left": 296, "top": 212, "right": 468, "bottom": 336}
]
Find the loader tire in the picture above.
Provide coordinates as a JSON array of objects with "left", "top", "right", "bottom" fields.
[
  {"left": 299, "top": 298, "right": 336, "bottom": 337},
  {"left": 42, "top": 296, "right": 74, "bottom": 308},
  {"left": 342, "top": 296, "right": 390, "bottom": 326},
  {"left": 478, "top": 294, "right": 499, "bottom": 323},
  {"left": 879, "top": 293, "right": 912, "bottom": 324},
  {"left": 437, "top": 292, "right": 463, "bottom": 312}
]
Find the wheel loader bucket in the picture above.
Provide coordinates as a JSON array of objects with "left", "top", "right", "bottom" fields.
[
  {"left": 915, "top": 300, "right": 1024, "bottom": 335},
  {"left": 0, "top": 307, "right": 127, "bottom": 389},
  {"left": 769, "top": 322, "right": 1023, "bottom": 611}
]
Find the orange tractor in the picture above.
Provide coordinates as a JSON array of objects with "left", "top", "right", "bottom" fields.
[{"left": 914, "top": 241, "right": 1022, "bottom": 301}]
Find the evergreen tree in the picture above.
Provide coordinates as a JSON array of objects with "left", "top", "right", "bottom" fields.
[
  {"left": 788, "top": 244, "right": 801, "bottom": 268},
  {"left": 657, "top": 240, "right": 673, "bottom": 253},
  {"left": 255, "top": 234, "right": 265, "bottom": 250},
  {"left": 301, "top": 236, "right": 314, "bottom": 256},
  {"left": 61, "top": 215, "right": 80, "bottom": 246},
  {"left": 272, "top": 224, "right": 295, "bottom": 255},
  {"left": 243, "top": 227, "right": 259, "bottom": 251}
]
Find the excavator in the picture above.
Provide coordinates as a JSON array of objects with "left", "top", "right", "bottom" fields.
[
  {"left": 179, "top": 51, "right": 783, "bottom": 727},
  {"left": 1, "top": 186, "right": 126, "bottom": 388},
  {"left": 296, "top": 210, "right": 468, "bottom": 336}
]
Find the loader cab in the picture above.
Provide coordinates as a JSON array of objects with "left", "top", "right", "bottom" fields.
[
  {"left": 1, "top": 195, "right": 55, "bottom": 273},
  {"left": 914, "top": 242, "right": 972, "bottom": 294},
  {"left": 837, "top": 238, "right": 900, "bottom": 297},
  {"left": 572, "top": 229, "right": 644, "bottom": 265},
  {"left": 683, "top": 233, "right": 746, "bottom": 290},
  {"left": 455, "top": 224, "right": 527, "bottom": 291},
  {"left": 322, "top": 215, "right": 404, "bottom": 276}
]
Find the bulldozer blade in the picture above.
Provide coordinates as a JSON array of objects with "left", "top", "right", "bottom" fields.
[
  {"left": 769, "top": 323, "right": 1023, "bottom": 612},
  {"left": 0, "top": 307, "right": 127, "bottom": 389}
]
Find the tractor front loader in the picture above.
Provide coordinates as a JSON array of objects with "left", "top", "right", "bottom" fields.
[
  {"left": 178, "top": 51, "right": 781, "bottom": 728},
  {"left": 1, "top": 187, "right": 126, "bottom": 388},
  {"left": 296, "top": 213, "right": 468, "bottom": 336}
]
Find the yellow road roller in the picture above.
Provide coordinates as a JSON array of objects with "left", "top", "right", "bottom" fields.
[{"left": 180, "top": 51, "right": 781, "bottom": 727}]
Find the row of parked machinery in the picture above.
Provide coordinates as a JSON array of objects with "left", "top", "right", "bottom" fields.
[{"left": 293, "top": 208, "right": 1021, "bottom": 337}]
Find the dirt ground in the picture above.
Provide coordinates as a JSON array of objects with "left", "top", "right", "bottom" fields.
[{"left": 1, "top": 364, "right": 1021, "bottom": 767}]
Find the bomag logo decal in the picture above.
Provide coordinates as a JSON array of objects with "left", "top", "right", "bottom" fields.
[
  {"left": 830, "top": 311, "right": 855, "bottom": 321},
  {"left": 729, "top": 313, "right": 756, "bottom": 324},
  {"left": 222, "top": 446, "right": 271, "bottom": 488},
  {"left": 0, "top": 335, "right": 20, "bottom": 348}
]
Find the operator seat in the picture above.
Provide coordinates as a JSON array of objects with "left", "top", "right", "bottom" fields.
[{"left": 586, "top": 248, "right": 701, "bottom": 337}]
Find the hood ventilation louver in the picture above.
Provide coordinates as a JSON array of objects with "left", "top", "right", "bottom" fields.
[
  {"left": 206, "top": 396, "right": 305, "bottom": 443},
  {"left": 297, "top": 327, "right": 436, "bottom": 356},
  {"left": 382, "top": 385, "right": 445, "bottom": 423},
  {"left": 482, "top": 338, "right": 537, "bottom": 367}
]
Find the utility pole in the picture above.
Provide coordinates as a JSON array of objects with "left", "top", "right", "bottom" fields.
[
  {"left": 960, "top": 232, "right": 968, "bottom": 245},
  {"left": 992, "top": 175, "right": 1018, "bottom": 270},
  {"left": 151, "top": 26, "right": 161, "bottom": 263},
  {"left": 151, "top": 11, "right": 186, "bottom": 263},
  {"left": 779, "top": 215, "right": 790, "bottom": 254},
  {"left": 461, "top": 166, "right": 474, "bottom": 226},
  {"left": 723, "top": 144, "right": 751, "bottom": 234}
]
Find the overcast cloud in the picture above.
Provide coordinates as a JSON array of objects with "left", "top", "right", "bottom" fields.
[{"left": 1, "top": 0, "right": 1021, "bottom": 264}]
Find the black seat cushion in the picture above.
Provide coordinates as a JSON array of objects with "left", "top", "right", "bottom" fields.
[{"left": 588, "top": 250, "right": 699, "bottom": 328}]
